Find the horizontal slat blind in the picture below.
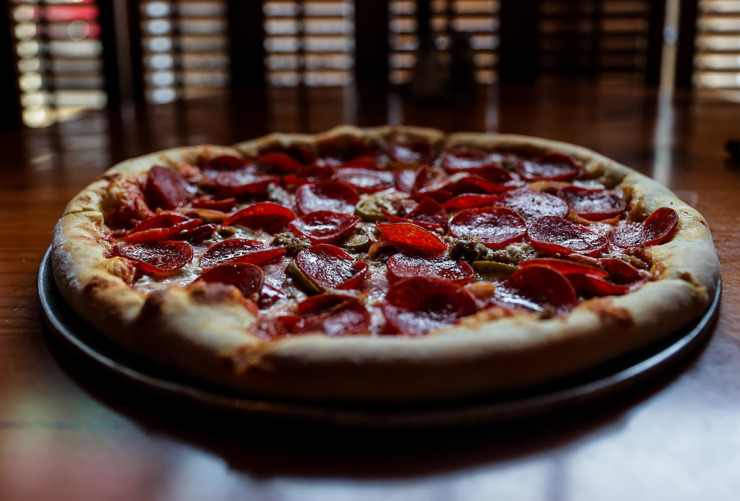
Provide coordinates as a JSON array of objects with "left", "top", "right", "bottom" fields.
[
  {"left": 389, "top": 0, "right": 499, "bottom": 85},
  {"left": 693, "top": 0, "right": 740, "bottom": 92},
  {"left": 10, "top": 0, "right": 106, "bottom": 127},
  {"left": 537, "top": 0, "right": 651, "bottom": 80},
  {"left": 139, "top": 0, "right": 229, "bottom": 103},
  {"left": 263, "top": 0, "right": 354, "bottom": 86}
]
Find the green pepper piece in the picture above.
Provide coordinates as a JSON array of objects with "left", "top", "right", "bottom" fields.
[
  {"left": 472, "top": 261, "right": 520, "bottom": 280},
  {"left": 286, "top": 260, "right": 322, "bottom": 295}
]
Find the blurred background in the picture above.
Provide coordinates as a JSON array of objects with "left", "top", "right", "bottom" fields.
[{"left": 1, "top": 0, "right": 738, "bottom": 131}]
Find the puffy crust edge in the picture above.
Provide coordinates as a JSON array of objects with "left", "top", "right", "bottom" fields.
[{"left": 51, "top": 128, "right": 720, "bottom": 403}]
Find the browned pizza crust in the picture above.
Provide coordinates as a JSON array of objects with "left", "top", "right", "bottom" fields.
[{"left": 51, "top": 126, "right": 720, "bottom": 403}]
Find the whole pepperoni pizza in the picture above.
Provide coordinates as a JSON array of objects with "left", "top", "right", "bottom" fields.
[{"left": 51, "top": 126, "right": 720, "bottom": 402}]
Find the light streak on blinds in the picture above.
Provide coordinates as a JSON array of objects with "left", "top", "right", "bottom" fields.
[{"left": 10, "top": 0, "right": 106, "bottom": 127}]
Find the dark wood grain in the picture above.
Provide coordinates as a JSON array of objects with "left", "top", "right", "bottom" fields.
[{"left": 0, "top": 81, "right": 739, "bottom": 500}]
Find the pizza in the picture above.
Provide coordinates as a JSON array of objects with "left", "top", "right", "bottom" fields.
[{"left": 51, "top": 125, "right": 720, "bottom": 403}]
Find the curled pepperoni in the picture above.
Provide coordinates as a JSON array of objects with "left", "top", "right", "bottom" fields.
[
  {"left": 394, "top": 169, "right": 417, "bottom": 193},
  {"left": 449, "top": 207, "right": 526, "bottom": 248},
  {"left": 124, "top": 213, "right": 201, "bottom": 243},
  {"left": 381, "top": 277, "right": 478, "bottom": 335},
  {"left": 440, "top": 148, "right": 506, "bottom": 172},
  {"left": 293, "top": 244, "right": 368, "bottom": 292},
  {"left": 441, "top": 175, "right": 510, "bottom": 195},
  {"left": 376, "top": 222, "right": 447, "bottom": 256},
  {"left": 496, "top": 188, "right": 569, "bottom": 222},
  {"left": 316, "top": 137, "right": 377, "bottom": 165},
  {"left": 519, "top": 258, "right": 609, "bottom": 279},
  {"left": 175, "top": 223, "right": 217, "bottom": 242},
  {"left": 145, "top": 165, "right": 192, "bottom": 210},
  {"left": 600, "top": 258, "right": 646, "bottom": 284},
  {"left": 289, "top": 210, "right": 360, "bottom": 244},
  {"left": 200, "top": 239, "right": 286, "bottom": 269},
  {"left": 258, "top": 152, "right": 305, "bottom": 173},
  {"left": 472, "top": 165, "right": 520, "bottom": 185},
  {"left": 443, "top": 194, "right": 498, "bottom": 211},
  {"left": 191, "top": 195, "right": 235, "bottom": 212},
  {"left": 514, "top": 153, "right": 580, "bottom": 182},
  {"left": 198, "top": 263, "right": 264, "bottom": 301},
  {"left": 527, "top": 216, "right": 609, "bottom": 257},
  {"left": 289, "top": 294, "right": 370, "bottom": 336},
  {"left": 223, "top": 202, "right": 296, "bottom": 233},
  {"left": 385, "top": 197, "right": 448, "bottom": 232},
  {"left": 387, "top": 142, "right": 435, "bottom": 166},
  {"left": 495, "top": 266, "right": 577, "bottom": 315},
  {"left": 609, "top": 207, "right": 679, "bottom": 248},
  {"left": 258, "top": 284, "right": 287, "bottom": 309},
  {"left": 202, "top": 155, "right": 277, "bottom": 196},
  {"left": 331, "top": 167, "right": 395, "bottom": 193},
  {"left": 116, "top": 241, "right": 193, "bottom": 275},
  {"left": 386, "top": 254, "right": 475, "bottom": 285},
  {"left": 295, "top": 181, "right": 360, "bottom": 215},
  {"left": 557, "top": 186, "right": 626, "bottom": 220}
]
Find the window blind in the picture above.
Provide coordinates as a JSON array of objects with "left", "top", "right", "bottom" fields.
[
  {"left": 389, "top": 0, "right": 499, "bottom": 85},
  {"left": 537, "top": 0, "right": 652, "bottom": 81},
  {"left": 693, "top": 0, "right": 740, "bottom": 94},
  {"left": 139, "top": 0, "right": 229, "bottom": 103},
  {"left": 10, "top": 0, "right": 106, "bottom": 127},
  {"left": 263, "top": 0, "right": 354, "bottom": 86}
]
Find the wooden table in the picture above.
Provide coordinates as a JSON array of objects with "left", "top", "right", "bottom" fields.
[{"left": 1, "top": 80, "right": 739, "bottom": 500}]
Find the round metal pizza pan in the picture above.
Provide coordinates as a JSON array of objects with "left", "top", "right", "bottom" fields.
[{"left": 37, "top": 247, "right": 721, "bottom": 429}]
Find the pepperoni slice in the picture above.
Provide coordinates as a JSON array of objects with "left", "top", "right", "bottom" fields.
[
  {"left": 472, "top": 165, "right": 520, "bottom": 185},
  {"left": 609, "top": 207, "right": 679, "bottom": 248},
  {"left": 191, "top": 195, "right": 236, "bottom": 212},
  {"left": 381, "top": 277, "right": 478, "bottom": 335},
  {"left": 202, "top": 155, "right": 277, "bottom": 196},
  {"left": 144, "top": 165, "right": 192, "bottom": 210},
  {"left": 519, "top": 257, "right": 609, "bottom": 279},
  {"left": 394, "top": 169, "right": 417, "bottom": 193},
  {"left": 258, "top": 152, "right": 305, "bottom": 173},
  {"left": 290, "top": 294, "right": 370, "bottom": 336},
  {"left": 387, "top": 142, "right": 435, "bottom": 166},
  {"left": 376, "top": 222, "right": 447, "bottom": 255},
  {"left": 567, "top": 274, "right": 636, "bottom": 297},
  {"left": 124, "top": 213, "right": 201, "bottom": 243},
  {"left": 316, "top": 137, "right": 377, "bottom": 165},
  {"left": 202, "top": 155, "right": 248, "bottom": 172},
  {"left": 331, "top": 167, "right": 395, "bottom": 193},
  {"left": 440, "top": 148, "right": 506, "bottom": 172},
  {"left": 212, "top": 168, "right": 278, "bottom": 196},
  {"left": 600, "top": 258, "right": 645, "bottom": 284},
  {"left": 443, "top": 194, "right": 498, "bottom": 211},
  {"left": 116, "top": 241, "right": 193, "bottom": 275},
  {"left": 295, "top": 181, "right": 360, "bottom": 215},
  {"left": 258, "top": 284, "right": 287, "bottom": 309},
  {"left": 385, "top": 197, "right": 448, "bottom": 232},
  {"left": 449, "top": 207, "right": 526, "bottom": 248},
  {"left": 386, "top": 254, "right": 475, "bottom": 285},
  {"left": 174, "top": 223, "right": 217, "bottom": 242},
  {"left": 557, "top": 185, "right": 626, "bottom": 220},
  {"left": 293, "top": 244, "right": 368, "bottom": 291},
  {"left": 198, "top": 263, "right": 264, "bottom": 301},
  {"left": 441, "top": 175, "right": 510, "bottom": 195},
  {"left": 495, "top": 188, "right": 569, "bottom": 222},
  {"left": 495, "top": 266, "right": 577, "bottom": 315},
  {"left": 223, "top": 202, "right": 296, "bottom": 233},
  {"left": 527, "top": 216, "right": 609, "bottom": 257},
  {"left": 514, "top": 153, "right": 580, "bottom": 182},
  {"left": 200, "top": 239, "right": 286, "bottom": 269},
  {"left": 289, "top": 210, "right": 360, "bottom": 244}
]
